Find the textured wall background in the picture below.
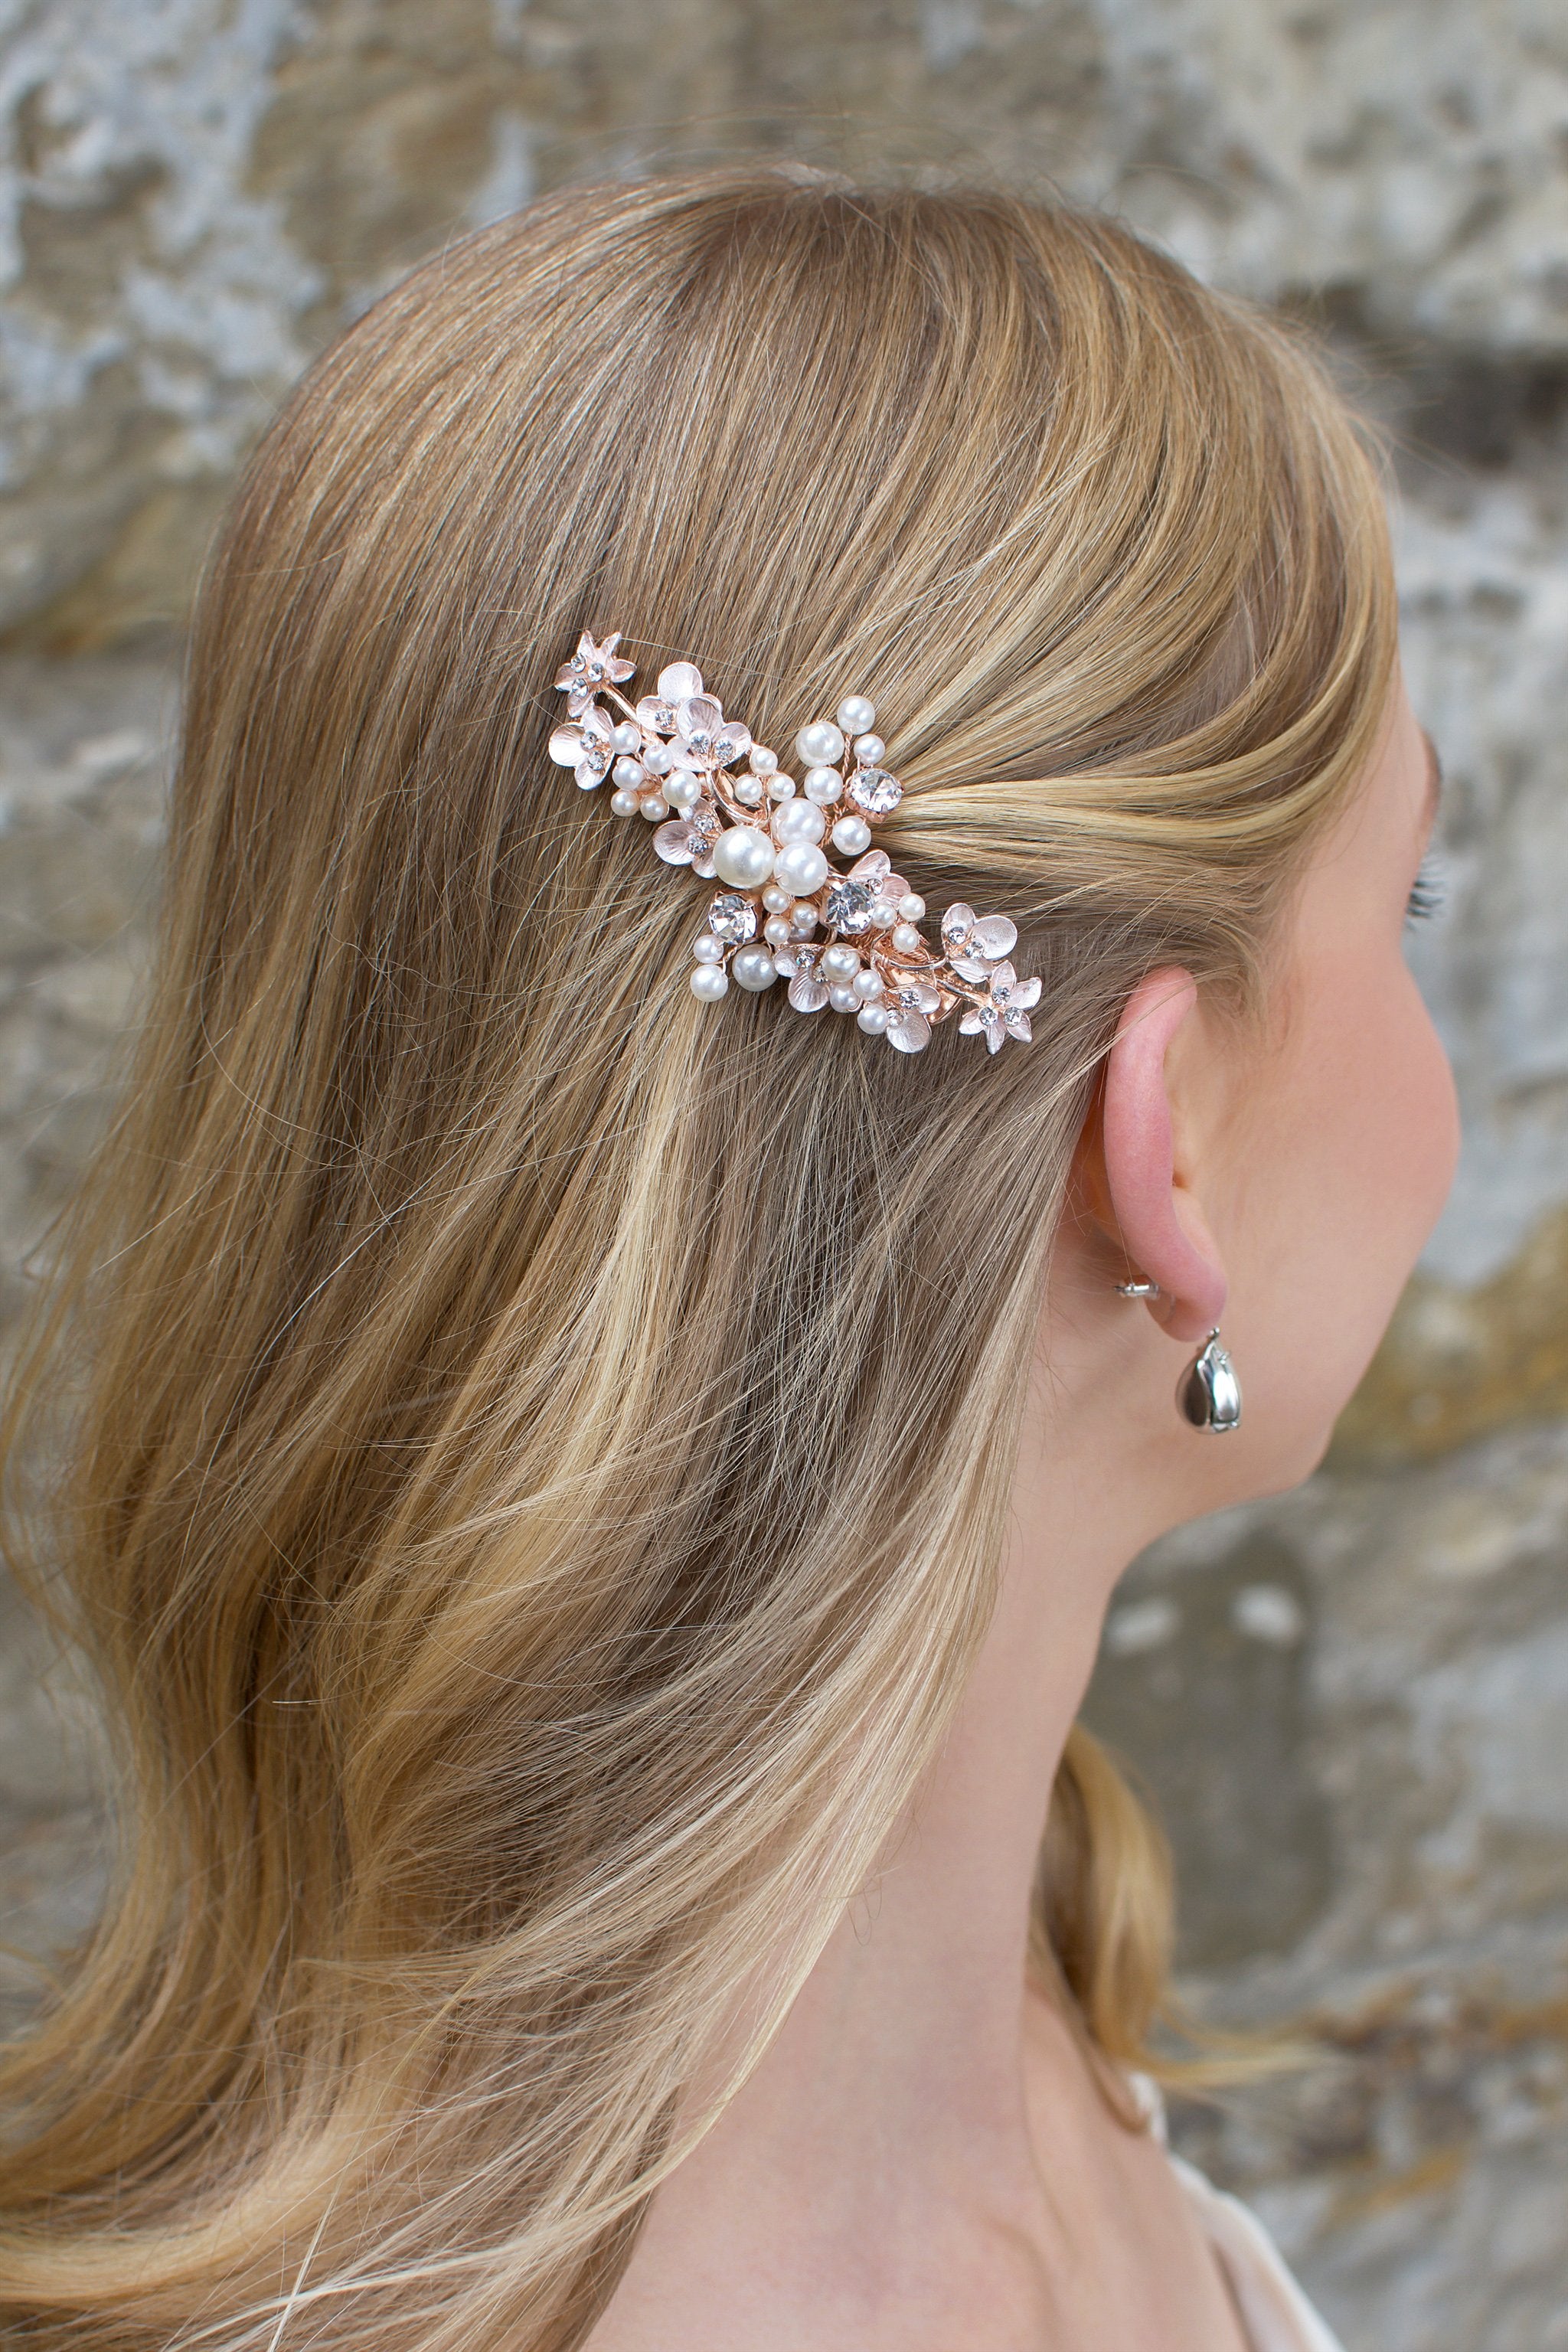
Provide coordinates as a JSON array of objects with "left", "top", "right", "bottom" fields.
[{"left": 0, "top": 5, "right": 1565, "bottom": 2347}]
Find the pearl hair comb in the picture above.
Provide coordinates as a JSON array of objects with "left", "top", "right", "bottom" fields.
[{"left": 549, "top": 632, "right": 1040, "bottom": 1055}]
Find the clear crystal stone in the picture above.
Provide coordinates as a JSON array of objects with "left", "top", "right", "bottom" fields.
[
  {"left": 708, "top": 892, "right": 759, "bottom": 944},
  {"left": 848, "top": 766, "right": 903, "bottom": 815},
  {"left": 822, "top": 877, "right": 874, "bottom": 934}
]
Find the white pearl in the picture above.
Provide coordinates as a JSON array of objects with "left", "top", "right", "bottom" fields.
[
  {"left": 836, "top": 695, "right": 876, "bottom": 737},
  {"left": 822, "top": 944, "right": 861, "bottom": 981},
  {"left": 641, "top": 743, "right": 674, "bottom": 776},
  {"left": 639, "top": 795, "right": 669, "bottom": 821},
  {"left": 612, "top": 722, "right": 642, "bottom": 756},
  {"left": 767, "top": 774, "right": 796, "bottom": 802},
  {"left": 663, "top": 773, "right": 699, "bottom": 810},
  {"left": 773, "top": 840, "right": 829, "bottom": 897},
  {"left": 897, "top": 893, "right": 926, "bottom": 921},
  {"left": 609, "top": 789, "right": 640, "bottom": 817},
  {"left": 828, "top": 984, "right": 859, "bottom": 1013},
  {"left": 831, "top": 815, "right": 872, "bottom": 855},
  {"left": 853, "top": 733, "right": 885, "bottom": 766},
  {"left": 773, "top": 799, "right": 826, "bottom": 844},
  {"left": 692, "top": 933, "right": 725, "bottom": 964},
  {"left": 891, "top": 923, "right": 923, "bottom": 952},
  {"left": 795, "top": 720, "right": 845, "bottom": 767},
  {"left": 763, "top": 915, "right": 792, "bottom": 946},
  {"left": 852, "top": 969, "right": 884, "bottom": 1000},
  {"left": 827, "top": 813, "right": 879, "bottom": 861},
  {"left": 869, "top": 898, "right": 898, "bottom": 927},
  {"left": 613, "top": 755, "right": 646, "bottom": 789},
  {"left": 689, "top": 963, "right": 729, "bottom": 1001},
  {"left": 733, "top": 777, "right": 763, "bottom": 805},
  {"left": 857, "top": 1002, "right": 890, "bottom": 1034},
  {"left": 659, "top": 662, "right": 704, "bottom": 701},
  {"left": 803, "top": 766, "right": 843, "bottom": 806},
  {"left": 732, "top": 946, "right": 777, "bottom": 991},
  {"left": 712, "top": 826, "right": 776, "bottom": 889},
  {"left": 749, "top": 745, "right": 779, "bottom": 776},
  {"left": 789, "top": 904, "right": 819, "bottom": 936},
  {"left": 762, "top": 884, "right": 792, "bottom": 913}
]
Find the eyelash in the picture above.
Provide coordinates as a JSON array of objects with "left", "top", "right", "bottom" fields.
[{"left": 1406, "top": 851, "right": 1448, "bottom": 926}]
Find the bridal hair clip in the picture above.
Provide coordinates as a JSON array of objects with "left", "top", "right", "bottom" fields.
[{"left": 549, "top": 631, "right": 1040, "bottom": 1055}]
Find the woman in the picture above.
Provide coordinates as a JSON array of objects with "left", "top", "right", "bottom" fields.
[{"left": 0, "top": 175, "right": 1455, "bottom": 2348}]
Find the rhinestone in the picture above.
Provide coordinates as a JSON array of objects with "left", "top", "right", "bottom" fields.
[
  {"left": 848, "top": 766, "right": 903, "bottom": 816},
  {"left": 707, "top": 892, "right": 759, "bottom": 945},
  {"left": 822, "top": 877, "right": 875, "bottom": 934}
]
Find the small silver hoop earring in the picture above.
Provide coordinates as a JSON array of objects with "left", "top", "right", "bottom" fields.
[
  {"left": 1178, "top": 1328, "right": 1242, "bottom": 1433},
  {"left": 1115, "top": 1279, "right": 1161, "bottom": 1298}
]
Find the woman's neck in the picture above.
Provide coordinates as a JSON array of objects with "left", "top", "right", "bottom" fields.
[{"left": 593, "top": 1357, "right": 1168, "bottom": 2349}]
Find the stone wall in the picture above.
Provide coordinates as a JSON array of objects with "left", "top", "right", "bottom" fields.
[{"left": 1, "top": 7, "right": 1565, "bottom": 2347}]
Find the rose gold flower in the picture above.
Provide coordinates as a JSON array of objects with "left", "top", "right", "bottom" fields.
[
  {"left": 554, "top": 630, "right": 635, "bottom": 717},
  {"left": 958, "top": 961, "right": 1041, "bottom": 1052}
]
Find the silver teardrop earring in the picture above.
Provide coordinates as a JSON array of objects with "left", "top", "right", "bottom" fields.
[{"left": 1178, "top": 1329, "right": 1242, "bottom": 1433}]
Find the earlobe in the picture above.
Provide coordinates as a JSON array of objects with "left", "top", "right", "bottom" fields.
[{"left": 1099, "top": 968, "right": 1228, "bottom": 1346}]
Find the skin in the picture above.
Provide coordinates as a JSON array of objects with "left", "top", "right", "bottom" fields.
[{"left": 590, "top": 678, "right": 1458, "bottom": 2352}]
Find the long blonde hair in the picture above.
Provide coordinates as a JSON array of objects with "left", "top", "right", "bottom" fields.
[{"left": 0, "top": 174, "right": 1394, "bottom": 2347}]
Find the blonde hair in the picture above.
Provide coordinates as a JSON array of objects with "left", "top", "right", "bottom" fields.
[{"left": 0, "top": 174, "right": 1394, "bottom": 2347}]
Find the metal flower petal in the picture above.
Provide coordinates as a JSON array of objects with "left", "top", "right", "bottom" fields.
[
  {"left": 969, "top": 914, "right": 1018, "bottom": 961},
  {"left": 885, "top": 1009, "right": 932, "bottom": 1053},
  {"left": 653, "top": 818, "right": 699, "bottom": 865}
]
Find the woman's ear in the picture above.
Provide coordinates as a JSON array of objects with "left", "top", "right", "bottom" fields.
[{"left": 1093, "top": 968, "right": 1228, "bottom": 1345}]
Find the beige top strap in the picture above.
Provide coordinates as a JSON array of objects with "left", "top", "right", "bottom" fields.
[
  {"left": 1125, "top": 2073, "right": 1347, "bottom": 2352},
  {"left": 1166, "top": 2150, "right": 1348, "bottom": 2352}
]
